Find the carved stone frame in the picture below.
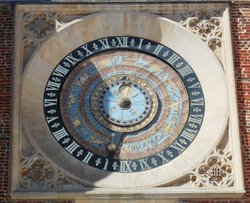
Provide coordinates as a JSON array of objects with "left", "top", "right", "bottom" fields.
[{"left": 11, "top": 3, "right": 245, "bottom": 201}]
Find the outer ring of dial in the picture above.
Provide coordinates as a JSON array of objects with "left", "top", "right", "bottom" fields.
[{"left": 43, "top": 36, "right": 205, "bottom": 173}]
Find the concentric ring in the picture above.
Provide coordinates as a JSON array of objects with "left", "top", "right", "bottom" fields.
[
  {"left": 59, "top": 50, "right": 190, "bottom": 160},
  {"left": 91, "top": 74, "right": 159, "bottom": 132}
]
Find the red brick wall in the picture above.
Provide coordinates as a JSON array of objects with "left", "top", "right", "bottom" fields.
[
  {"left": 181, "top": 3, "right": 250, "bottom": 203},
  {"left": 169, "top": 3, "right": 250, "bottom": 203},
  {"left": 0, "top": 4, "right": 13, "bottom": 203},
  {"left": 0, "top": 2, "right": 250, "bottom": 203},
  {"left": 231, "top": 2, "right": 250, "bottom": 203}
]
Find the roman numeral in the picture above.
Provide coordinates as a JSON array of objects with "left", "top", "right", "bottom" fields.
[
  {"left": 53, "top": 127, "right": 68, "bottom": 141},
  {"left": 153, "top": 44, "right": 164, "bottom": 56},
  {"left": 81, "top": 44, "right": 93, "bottom": 56},
  {"left": 170, "top": 141, "right": 185, "bottom": 154},
  {"left": 82, "top": 151, "right": 94, "bottom": 164},
  {"left": 103, "top": 158, "right": 109, "bottom": 170},
  {"left": 129, "top": 143, "right": 142, "bottom": 153},
  {"left": 188, "top": 82, "right": 201, "bottom": 89},
  {"left": 120, "top": 160, "right": 132, "bottom": 172},
  {"left": 181, "top": 128, "right": 198, "bottom": 142},
  {"left": 44, "top": 98, "right": 57, "bottom": 107},
  {"left": 65, "top": 53, "right": 80, "bottom": 65},
  {"left": 156, "top": 151, "right": 169, "bottom": 164},
  {"left": 179, "top": 64, "right": 193, "bottom": 77},
  {"left": 46, "top": 80, "right": 61, "bottom": 91},
  {"left": 116, "top": 37, "right": 128, "bottom": 47},
  {"left": 65, "top": 141, "right": 80, "bottom": 154},
  {"left": 138, "top": 159, "right": 151, "bottom": 171},
  {"left": 137, "top": 38, "right": 144, "bottom": 49},
  {"left": 53, "top": 65, "right": 69, "bottom": 77},
  {"left": 46, "top": 116, "right": 59, "bottom": 124},
  {"left": 188, "top": 114, "right": 203, "bottom": 125},
  {"left": 191, "top": 98, "right": 204, "bottom": 106},
  {"left": 166, "top": 53, "right": 181, "bottom": 65},
  {"left": 98, "top": 38, "right": 110, "bottom": 49}
]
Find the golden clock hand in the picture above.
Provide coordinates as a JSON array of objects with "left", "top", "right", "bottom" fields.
[
  {"left": 119, "top": 84, "right": 132, "bottom": 98},
  {"left": 107, "top": 132, "right": 123, "bottom": 154}
]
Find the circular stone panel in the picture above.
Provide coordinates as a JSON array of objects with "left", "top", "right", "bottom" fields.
[{"left": 22, "top": 12, "right": 228, "bottom": 188}]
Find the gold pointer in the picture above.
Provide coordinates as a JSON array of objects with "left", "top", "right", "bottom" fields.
[
  {"left": 107, "top": 132, "right": 123, "bottom": 154},
  {"left": 119, "top": 84, "right": 132, "bottom": 98}
]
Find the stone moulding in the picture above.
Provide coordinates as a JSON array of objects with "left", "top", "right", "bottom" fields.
[{"left": 11, "top": 3, "right": 244, "bottom": 200}]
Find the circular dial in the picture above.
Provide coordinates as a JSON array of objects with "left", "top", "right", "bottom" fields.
[
  {"left": 43, "top": 36, "right": 205, "bottom": 173},
  {"left": 91, "top": 75, "right": 158, "bottom": 132}
]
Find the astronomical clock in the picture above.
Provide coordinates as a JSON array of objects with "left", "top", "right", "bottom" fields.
[
  {"left": 43, "top": 36, "right": 204, "bottom": 174},
  {"left": 11, "top": 5, "right": 244, "bottom": 200}
]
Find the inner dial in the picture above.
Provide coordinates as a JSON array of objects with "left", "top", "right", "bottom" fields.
[
  {"left": 45, "top": 36, "right": 204, "bottom": 173},
  {"left": 91, "top": 75, "right": 158, "bottom": 132},
  {"left": 59, "top": 50, "right": 190, "bottom": 160}
]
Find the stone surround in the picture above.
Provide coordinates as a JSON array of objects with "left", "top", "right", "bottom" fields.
[{"left": 0, "top": 2, "right": 249, "bottom": 202}]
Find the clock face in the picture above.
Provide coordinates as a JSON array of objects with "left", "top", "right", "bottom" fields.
[
  {"left": 91, "top": 74, "right": 159, "bottom": 132},
  {"left": 43, "top": 36, "right": 205, "bottom": 173}
]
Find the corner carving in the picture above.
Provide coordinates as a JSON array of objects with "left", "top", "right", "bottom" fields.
[
  {"left": 157, "top": 124, "right": 234, "bottom": 188},
  {"left": 187, "top": 147, "right": 233, "bottom": 187},
  {"left": 18, "top": 133, "right": 86, "bottom": 191},
  {"left": 23, "top": 12, "right": 62, "bottom": 49},
  {"left": 178, "top": 11, "right": 223, "bottom": 56},
  {"left": 22, "top": 12, "right": 63, "bottom": 66}
]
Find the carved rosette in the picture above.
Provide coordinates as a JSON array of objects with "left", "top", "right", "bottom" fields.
[
  {"left": 20, "top": 156, "right": 54, "bottom": 183},
  {"left": 187, "top": 148, "right": 233, "bottom": 187},
  {"left": 22, "top": 12, "right": 65, "bottom": 67},
  {"left": 178, "top": 11, "right": 223, "bottom": 54},
  {"left": 23, "top": 12, "right": 62, "bottom": 49},
  {"left": 19, "top": 136, "right": 85, "bottom": 190}
]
